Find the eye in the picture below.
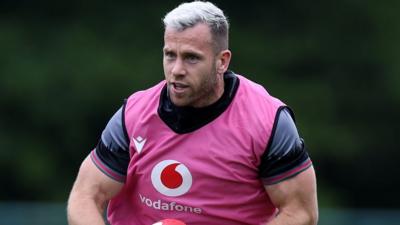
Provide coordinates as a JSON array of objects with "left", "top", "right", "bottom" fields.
[
  {"left": 164, "top": 51, "right": 176, "bottom": 60},
  {"left": 185, "top": 54, "right": 200, "bottom": 64}
]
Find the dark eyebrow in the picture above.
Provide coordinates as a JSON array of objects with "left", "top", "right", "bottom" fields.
[
  {"left": 183, "top": 52, "right": 201, "bottom": 58},
  {"left": 183, "top": 49, "right": 204, "bottom": 59},
  {"left": 162, "top": 47, "right": 204, "bottom": 58}
]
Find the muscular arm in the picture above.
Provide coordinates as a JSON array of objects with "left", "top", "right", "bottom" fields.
[
  {"left": 264, "top": 166, "right": 318, "bottom": 225},
  {"left": 259, "top": 107, "right": 318, "bottom": 224},
  {"left": 67, "top": 156, "right": 124, "bottom": 225},
  {"left": 68, "top": 105, "right": 129, "bottom": 224}
]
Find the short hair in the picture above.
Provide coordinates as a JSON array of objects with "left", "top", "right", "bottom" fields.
[{"left": 163, "top": 1, "right": 229, "bottom": 52}]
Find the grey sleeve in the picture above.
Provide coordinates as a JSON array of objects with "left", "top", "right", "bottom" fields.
[
  {"left": 259, "top": 107, "right": 312, "bottom": 185},
  {"left": 101, "top": 107, "right": 130, "bottom": 152},
  {"left": 90, "top": 105, "right": 130, "bottom": 182}
]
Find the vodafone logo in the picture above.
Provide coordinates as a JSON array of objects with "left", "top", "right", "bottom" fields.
[{"left": 151, "top": 160, "right": 192, "bottom": 197}]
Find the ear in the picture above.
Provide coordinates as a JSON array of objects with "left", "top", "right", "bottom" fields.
[{"left": 216, "top": 50, "right": 232, "bottom": 75}]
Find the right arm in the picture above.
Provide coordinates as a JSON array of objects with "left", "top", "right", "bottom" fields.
[
  {"left": 67, "top": 155, "right": 124, "bottom": 225},
  {"left": 68, "top": 105, "right": 130, "bottom": 224}
]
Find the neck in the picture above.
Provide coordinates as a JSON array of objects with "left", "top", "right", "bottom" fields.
[{"left": 158, "top": 71, "right": 239, "bottom": 134}]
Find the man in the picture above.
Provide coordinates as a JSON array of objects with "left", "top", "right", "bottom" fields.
[{"left": 67, "top": 1, "right": 318, "bottom": 225}]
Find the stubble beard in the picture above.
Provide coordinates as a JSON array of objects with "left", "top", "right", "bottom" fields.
[
  {"left": 190, "top": 66, "right": 222, "bottom": 108},
  {"left": 167, "top": 64, "right": 223, "bottom": 108}
]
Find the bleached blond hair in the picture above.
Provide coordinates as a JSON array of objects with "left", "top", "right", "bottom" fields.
[{"left": 163, "top": 1, "right": 229, "bottom": 52}]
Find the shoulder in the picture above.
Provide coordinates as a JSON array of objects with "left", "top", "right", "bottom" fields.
[
  {"left": 260, "top": 107, "right": 312, "bottom": 185},
  {"left": 235, "top": 74, "right": 284, "bottom": 108},
  {"left": 232, "top": 74, "right": 285, "bottom": 129},
  {"left": 236, "top": 75, "right": 269, "bottom": 96}
]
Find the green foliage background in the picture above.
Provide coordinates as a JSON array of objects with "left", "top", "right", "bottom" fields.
[{"left": 0, "top": 0, "right": 399, "bottom": 209}]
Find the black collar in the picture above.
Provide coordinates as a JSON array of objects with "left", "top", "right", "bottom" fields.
[{"left": 158, "top": 71, "right": 240, "bottom": 134}]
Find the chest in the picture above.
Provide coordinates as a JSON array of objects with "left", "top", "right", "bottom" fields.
[{"left": 126, "top": 115, "right": 265, "bottom": 186}]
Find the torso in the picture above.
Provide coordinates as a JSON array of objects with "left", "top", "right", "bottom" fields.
[{"left": 107, "top": 75, "right": 283, "bottom": 225}]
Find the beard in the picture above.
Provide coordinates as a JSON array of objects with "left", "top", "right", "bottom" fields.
[{"left": 187, "top": 65, "right": 221, "bottom": 108}]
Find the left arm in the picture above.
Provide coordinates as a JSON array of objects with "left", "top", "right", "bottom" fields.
[
  {"left": 259, "top": 107, "right": 318, "bottom": 225},
  {"left": 264, "top": 166, "right": 318, "bottom": 225}
]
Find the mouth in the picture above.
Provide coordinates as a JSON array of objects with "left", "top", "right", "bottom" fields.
[{"left": 170, "top": 82, "right": 189, "bottom": 94}]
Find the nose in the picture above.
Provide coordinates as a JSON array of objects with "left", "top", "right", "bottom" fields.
[{"left": 171, "top": 58, "right": 186, "bottom": 77}]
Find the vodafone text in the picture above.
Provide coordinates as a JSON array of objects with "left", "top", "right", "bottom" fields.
[{"left": 139, "top": 193, "right": 202, "bottom": 214}]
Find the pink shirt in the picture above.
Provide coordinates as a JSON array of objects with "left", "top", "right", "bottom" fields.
[{"left": 104, "top": 75, "right": 284, "bottom": 225}]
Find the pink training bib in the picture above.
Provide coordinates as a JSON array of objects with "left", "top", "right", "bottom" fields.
[{"left": 107, "top": 75, "right": 283, "bottom": 225}]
